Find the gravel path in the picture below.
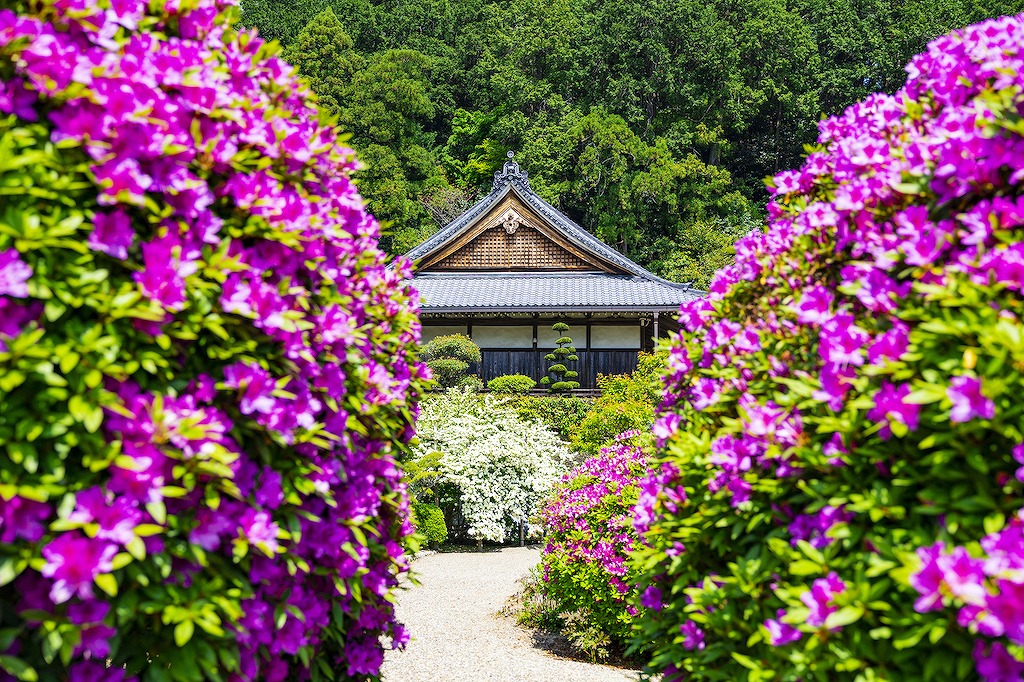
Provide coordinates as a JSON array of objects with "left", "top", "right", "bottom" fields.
[{"left": 382, "top": 546, "right": 638, "bottom": 682}]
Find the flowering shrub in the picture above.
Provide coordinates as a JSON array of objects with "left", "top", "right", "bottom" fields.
[
  {"left": 634, "top": 15, "right": 1024, "bottom": 682},
  {"left": 539, "top": 433, "right": 650, "bottom": 658},
  {"left": 413, "top": 390, "right": 570, "bottom": 543},
  {"left": 571, "top": 352, "right": 665, "bottom": 456},
  {"left": 0, "top": 0, "right": 425, "bottom": 679}
]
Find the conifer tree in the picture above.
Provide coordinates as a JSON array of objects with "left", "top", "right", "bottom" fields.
[
  {"left": 542, "top": 322, "right": 580, "bottom": 393},
  {"left": 281, "top": 7, "right": 361, "bottom": 114}
]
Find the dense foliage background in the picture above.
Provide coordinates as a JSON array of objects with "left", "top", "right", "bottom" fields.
[
  {"left": 634, "top": 14, "right": 1024, "bottom": 682},
  {"left": 0, "top": 0, "right": 424, "bottom": 679},
  {"left": 240, "top": 0, "right": 1022, "bottom": 286}
]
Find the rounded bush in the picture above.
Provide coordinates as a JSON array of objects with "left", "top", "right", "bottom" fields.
[
  {"left": 421, "top": 334, "right": 482, "bottom": 364},
  {"left": 411, "top": 503, "right": 448, "bottom": 548},
  {"left": 487, "top": 374, "right": 537, "bottom": 395},
  {"left": 552, "top": 323, "right": 570, "bottom": 332},
  {"left": 564, "top": 371, "right": 579, "bottom": 380},
  {"left": 635, "top": 16, "right": 1024, "bottom": 682},
  {"left": 548, "top": 364, "right": 567, "bottom": 375},
  {"left": 0, "top": 1, "right": 424, "bottom": 680},
  {"left": 458, "top": 375, "right": 484, "bottom": 392},
  {"left": 540, "top": 435, "right": 651, "bottom": 654},
  {"left": 544, "top": 354, "right": 557, "bottom": 362},
  {"left": 555, "top": 337, "right": 574, "bottom": 345},
  {"left": 567, "top": 355, "right": 579, "bottom": 362},
  {"left": 550, "top": 381, "right": 579, "bottom": 392},
  {"left": 540, "top": 377, "right": 551, "bottom": 385}
]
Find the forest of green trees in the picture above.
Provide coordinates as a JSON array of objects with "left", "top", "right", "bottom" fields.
[{"left": 241, "top": 0, "right": 1021, "bottom": 286}]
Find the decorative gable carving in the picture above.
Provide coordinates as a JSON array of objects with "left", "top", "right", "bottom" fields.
[
  {"left": 420, "top": 191, "right": 613, "bottom": 272},
  {"left": 432, "top": 225, "right": 594, "bottom": 271}
]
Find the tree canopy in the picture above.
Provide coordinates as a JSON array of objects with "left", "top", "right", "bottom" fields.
[{"left": 244, "top": 0, "right": 1022, "bottom": 286}]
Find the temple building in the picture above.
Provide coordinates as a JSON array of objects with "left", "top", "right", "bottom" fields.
[{"left": 403, "top": 152, "right": 703, "bottom": 389}]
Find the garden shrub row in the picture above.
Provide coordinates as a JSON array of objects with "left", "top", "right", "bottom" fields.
[
  {"left": 538, "top": 433, "right": 651, "bottom": 661},
  {"left": 633, "top": 14, "right": 1024, "bottom": 682},
  {"left": 0, "top": 0, "right": 424, "bottom": 679}
]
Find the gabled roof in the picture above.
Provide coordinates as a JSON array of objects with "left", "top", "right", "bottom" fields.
[
  {"left": 403, "top": 152, "right": 703, "bottom": 312},
  {"left": 412, "top": 272, "right": 703, "bottom": 312}
]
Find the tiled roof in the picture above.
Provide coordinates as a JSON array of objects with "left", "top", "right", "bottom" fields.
[
  {"left": 401, "top": 152, "right": 706, "bottom": 312},
  {"left": 410, "top": 272, "right": 702, "bottom": 311}
]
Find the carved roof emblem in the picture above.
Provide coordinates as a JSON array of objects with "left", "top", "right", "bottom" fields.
[
  {"left": 499, "top": 208, "right": 523, "bottom": 235},
  {"left": 492, "top": 150, "right": 531, "bottom": 191}
]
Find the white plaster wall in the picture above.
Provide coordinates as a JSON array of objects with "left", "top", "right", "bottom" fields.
[
  {"left": 537, "top": 325, "right": 586, "bottom": 349},
  {"left": 421, "top": 325, "right": 469, "bottom": 343},
  {"left": 591, "top": 325, "right": 641, "bottom": 349},
  {"left": 472, "top": 325, "right": 533, "bottom": 349}
]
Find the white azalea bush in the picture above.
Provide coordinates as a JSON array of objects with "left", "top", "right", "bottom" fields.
[{"left": 413, "top": 390, "right": 571, "bottom": 543}]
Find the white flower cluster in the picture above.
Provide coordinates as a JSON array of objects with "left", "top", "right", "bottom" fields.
[{"left": 413, "top": 389, "right": 571, "bottom": 542}]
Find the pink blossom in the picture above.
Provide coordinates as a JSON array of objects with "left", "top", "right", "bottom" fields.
[
  {"left": 40, "top": 533, "right": 118, "bottom": 604},
  {"left": 0, "top": 249, "right": 32, "bottom": 297},
  {"left": 947, "top": 375, "right": 995, "bottom": 423}
]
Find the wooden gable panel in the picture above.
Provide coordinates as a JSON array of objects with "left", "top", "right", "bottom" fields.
[
  {"left": 419, "top": 191, "right": 625, "bottom": 274},
  {"left": 432, "top": 225, "right": 595, "bottom": 271}
]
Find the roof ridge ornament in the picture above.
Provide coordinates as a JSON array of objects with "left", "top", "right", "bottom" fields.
[{"left": 493, "top": 150, "right": 531, "bottom": 191}]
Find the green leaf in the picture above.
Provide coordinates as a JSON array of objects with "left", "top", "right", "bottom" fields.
[
  {"left": 174, "top": 620, "right": 195, "bottom": 647},
  {"left": 823, "top": 605, "right": 863, "bottom": 629},
  {"left": 95, "top": 572, "right": 118, "bottom": 597},
  {"left": 0, "top": 655, "right": 38, "bottom": 681}
]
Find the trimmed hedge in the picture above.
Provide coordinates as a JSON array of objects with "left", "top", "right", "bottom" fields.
[
  {"left": 487, "top": 374, "right": 537, "bottom": 395},
  {"left": 0, "top": 1, "right": 424, "bottom": 680},
  {"left": 412, "top": 503, "right": 448, "bottom": 548},
  {"left": 635, "top": 15, "right": 1024, "bottom": 682}
]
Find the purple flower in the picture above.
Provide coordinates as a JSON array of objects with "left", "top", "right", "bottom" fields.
[
  {"left": 909, "top": 543, "right": 988, "bottom": 613},
  {"left": 974, "top": 641, "right": 1024, "bottom": 682},
  {"left": 345, "top": 636, "right": 385, "bottom": 676},
  {"left": 641, "top": 586, "right": 663, "bottom": 610},
  {"left": 948, "top": 375, "right": 995, "bottom": 423},
  {"left": 819, "top": 313, "right": 869, "bottom": 366},
  {"left": 1013, "top": 443, "right": 1024, "bottom": 482},
  {"left": 690, "top": 378, "right": 720, "bottom": 411},
  {"left": 680, "top": 620, "right": 705, "bottom": 650},
  {"left": 0, "top": 249, "right": 32, "bottom": 297},
  {"left": 867, "top": 382, "right": 919, "bottom": 437},
  {"left": 0, "top": 495, "right": 50, "bottom": 543},
  {"left": 40, "top": 532, "right": 118, "bottom": 604},
  {"left": 868, "top": 322, "right": 910, "bottom": 363},
  {"left": 241, "top": 508, "right": 280, "bottom": 554},
  {"left": 68, "top": 487, "right": 141, "bottom": 545},
  {"left": 800, "top": 573, "right": 847, "bottom": 628},
  {"left": 68, "top": 660, "right": 135, "bottom": 682},
  {"left": 813, "top": 363, "right": 854, "bottom": 411},
  {"left": 88, "top": 209, "right": 135, "bottom": 259},
  {"left": 794, "top": 285, "right": 833, "bottom": 325},
  {"left": 765, "top": 609, "right": 802, "bottom": 645}
]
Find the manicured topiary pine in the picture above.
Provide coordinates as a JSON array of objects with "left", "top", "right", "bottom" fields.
[
  {"left": 545, "top": 323, "right": 579, "bottom": 393},
  {"left": 0, "top": 0, "right": 426, "bottom": 680},
  {"left": 634, "top": 15, "right": 1024, "bottom": 682}
]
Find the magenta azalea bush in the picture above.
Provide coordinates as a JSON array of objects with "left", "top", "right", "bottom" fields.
[
  {"left": 539, "top": 432, "right": 650, "bottom": 649},
  {"left": 0, "top": 0, "right": 425, "bottom": 680},
  {"left": 634, "top": 14, "right": 1024, "bottom": 682}
]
